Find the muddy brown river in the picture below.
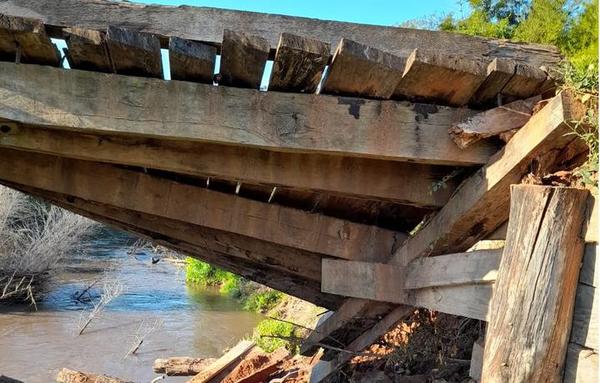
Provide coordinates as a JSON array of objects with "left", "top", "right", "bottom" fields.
[{"left": 0, "top": 229, "right": 262, "bottom": 382}]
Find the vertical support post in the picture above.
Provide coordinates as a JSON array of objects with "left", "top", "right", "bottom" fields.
[{"left": 481, "top": 185, "right": 589, "bottom": 382}]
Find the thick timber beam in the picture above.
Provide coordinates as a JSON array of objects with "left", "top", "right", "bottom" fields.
[
  {"left": 303, "top": 90, "right": 586, "bottom": 362},
  {"left": 0, "top": 149, "right": 404, "bottom": 262},
  {"left": 0, "top": 124, "right": 458, "bottom": 208},
  {"left": 0, "top": 0, "right": 562, "bottom": 68},
  {"left": 482, "top": 185, "right": 588, "bottom": 383},
  {"left": 0, "top": 62, "right": 496, "bottom": 166},
  {"left": 7, "top": 183, "right": 342, "bottom": 309}
]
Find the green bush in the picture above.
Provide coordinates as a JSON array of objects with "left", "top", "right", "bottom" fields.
[
  {"left": 244, "top": 290, "right": 284, "bottom": 313},
  {"left": 253, "top": 319, "right": 297, "bottom": 353},
  {"left": 185, "top": 257, "right": 242, "bottom": 296}
]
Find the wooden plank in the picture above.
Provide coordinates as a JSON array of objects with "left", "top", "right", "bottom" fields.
[
  {"left": 501, "top": 63, "right": 548, "bottom": 99},
  {"left": 189, "top": 341, "right": 255, "bottom": 383},
  {"left": 0, "top": 0, "right": 562, "bottom": 69},
  {"left": 393, "top": 48, "right": 488, "bottom": 106},
  {"left": 307, "top": 90, "right": 587, "bottom": 358},
  {"left": 105, "top": 25, "right": 162, "bottom": 78},
  {"left": 449, "top": 96, "right": 541, "bottom": 149},
  {"left": 222, "top": 347, "right": 288, "bottom": 383},
  {"left": 0, "top": 62, "right": 496, "bottom": 166},
  {"left": 408, "top": 284, "right": 492, "bottom": 321},
  {"left": 570, "top": 283, "right": 598, "bottom": 350},
  {"left": 219, "top": 29, "right": 269, "bottom": 89},
  {"left": 0, "top": 123, "right": 456, "bottom": 208},
  {"left": 580, "top": 244, "right": 597, "bottom": 287},
  {"left": 269, "top": 33, "right": 329, "bottom": 93},
  {"left": 470, "top": 338, "right": 484, "bottom": 382},
  {"left": 8, "top": 183, "right": 342, "bottom": 308},
  {"left": 0, "top": 148, "right": 403, "bottom": 262},
  {"left": 482, "top": 185, "right": 589, "bottom": 383},
  {"left": 320, "top": 38, "right": 405, "bottom": 99},
  {"left": 470, "top": 58, "right": 515, "bottom": 107},
  {"left": 168, "top": 36, "right": 216, "bottom": 83},
  {"left": 563, "top": 343, "right": 598, "bottom": 383},
  {"left": 0, "top": 14, "right": 60, "bottom": 66},
  {"left": 63, "top": 27, "right": 112, "bottom": 72}
]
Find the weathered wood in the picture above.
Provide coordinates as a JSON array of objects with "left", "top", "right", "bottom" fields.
[
  {"left": 570, "top": 283, "right": 598, "bottom": 350},
  {"left": 470, "top": 58, "right": 516, "bottom": 106},
  {"left": 168, "top": 36, "right": 216, "bottom": 83},
  {"left": 0, "top": 62, "right": 496, "bottom": 166},
  {"left": 306, "top": 90, "right": 586, "bottom": 358},
  {"left": 320, "top": 39, "right": 405, "bottom": 99},
  {"left": 394, "top": 49, "right": 488, "bottom": 106},
  {"left": 105, "top": 25, "right": 162, "bottom": 78},
  {"left": 0, "top": 14, "right": 59, "bottom": 65},
  {"left": 9, "top": 182, "right": 343, "bottom": 308},
  {"left": 189, "top": 341, "right": 255, "bottom": 383},
  {"left": 470, "top": 338, "right": 484, "bottom": 382},
  {"left": 408, "top": 284, "right": 492, "bottom": 321},
  {"left": 563, "top": 343, "right": 598, "bottom": 383},
  {"left": 0, "top": 124, "right": 456, "bottom": 208},
  {"left": 0, "top": 149, "right": 403, "bottom": 261},
  {"left": 221, "top": 347, "right": 288, "bottom": 383},
  {"left": 501, "top": 63, "right": 548, "bottom": 99},
  {"left": 269, "top": 33, "right": 329, "bottom": 93},
  {"left": 449, "top": 96, "right": 541, "bottom": 149},
  {"left": 219, "top": 29, "right": 269, "bottom": 89},
  {"left": 0, "top": 0, "right": 562, "bottom": 69},
  {"left": 56, "top": 368, "right": 132, "bottom": 383},
  {"left": 63, "top": 27, "right": 112, "bottom": 72},
  {"left": 154, "top": 357, "right": 216, "bottom": 376},
  {"left": 481, "top": 185, "right": 589, "bottom": 383}
]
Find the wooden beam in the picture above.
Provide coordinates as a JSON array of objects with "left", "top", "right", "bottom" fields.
[
  {"left": 0, "top": 124, "right": 456, "bottom": 208},
  {"left": 304, "top": 90, "right": 586, "bottom": 357},
  {"left": 105, "top": 26, "right": 162, "bottom": 78},
  {"left": 189, "top": 341, "right": 255, "bottom": 383},
  {"left": 9, "top": 183, "right": 342, "bottom": 309},
  {"left": 219, "top": 29, "right": 269, "bottom": 89},
  {"left": 63, "top": 27, "right": 112, "bottom": 72},
  {"left": 470, "top": 58, "right": 516, "bottom": 107},
  {"left": 470, "top": 338, "right": 485, "bottom": 382},
  {"left": 0, "top": 62, "right": 496, "bottom": 166},
  {"left": 449, "top": 96, "right": 541, "bottom": 149},
  {"left": 320, "top": 39, "right": 405, "bottom": 99},
  {"left": 168, "top": 36, "right": 216, "bottom": 83},
  {"left": 268, "top": 33, "right": 329, "bottom": 93},
  {"left": 0, "top": 148, "right": 403, "bottom": 261},
  {"left": 394, "top": 49, "right": 487, "bottom": 106},
  {"left": 0, "top": 14, "right": 60, "bottom": 66},
  {"left": 501, "top": 63, "right": 547, "bottom": 99},
  {"left": 482, "top": 185, "right": 589, "bottom": 383},
  {"left": 0, "top": 0, "right": 562, "bottom": 69}
]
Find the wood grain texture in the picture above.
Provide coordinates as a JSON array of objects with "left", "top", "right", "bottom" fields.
[
  {"left": 0, "top": 124, "right": 457, "bottom": 208},
  {"left": 0, "top": 0, "right": 562, "bottom": 69},
  {"left": 563, "top": 343, "right": 598, "bottom": 383},
  {"left": 320, "top": 38, "right": 405, "bottom": 99},
  {"left": 63, "top": 27, "right": 112, "bottom": 72},
  {"left": 470, "top": 58, "right": 515, "bottom": 107},
  {"left": 0, "top": 148, "right": 403, "bottom": 262},
  {"left": 189, "top": 341, "right": 255, "bottom": 383},
  {"left": 0, "top": 62, "right": 496, "bottom": 166},
  {"left": 394, "top": 48, "right": 488, "bottom": 106},
  {"left": 168, "top": 36, "right": 216, "bottom": 83},
  {"left": 501, "top": 63, "right": 548, "bottom": 99},
  {"left": 481, "top": 185, "right": 589, "bottom": 383},
  {"left": 269, "top": 33, "right": 329, "bottom": 93},
  {"left": 0, "top": 14, "right": 59, "bottom": 65},
  {"left": 449, "top": 96, "right": 540, "bottom": 149},
  {"left": 219, "top": 29, "right": 269, "bottom": 89},
  {"left": 105, "top": 25, "right": 162, "bottom": 78}
]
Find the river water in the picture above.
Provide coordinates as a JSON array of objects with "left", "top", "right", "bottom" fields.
[{"left": 0, "top": 229, "right": 263, "bottom": 382}]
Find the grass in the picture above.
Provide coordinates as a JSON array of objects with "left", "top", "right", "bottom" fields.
[{"left": 252, "top": 319, "right": 298, "bottom": 353}]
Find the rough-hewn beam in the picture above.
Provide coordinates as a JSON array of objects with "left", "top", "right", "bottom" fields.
[
  {"left": 0, "top": 62, "right": 494, "bottom": 166},
  {"left": 0, "top": 148, "right": 403, "bottom": 261},
  {"left": 482, "top": 185, "right": 588, "bottom": 383},
  {"left": 0, "top": 124, "right": 457, "bottom": 208},
  {"left": 0, "top": 0, "right": 562, "bottom": 68}
]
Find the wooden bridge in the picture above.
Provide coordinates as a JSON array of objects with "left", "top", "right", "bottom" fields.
[{"left": 0, "top": 1, "right": 597, "bottom": 382}]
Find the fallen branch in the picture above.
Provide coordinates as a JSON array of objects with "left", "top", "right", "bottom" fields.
[
  {"left": 78, "top": 280, "right": 123, "bottom": 335},
  {"left": 153, "top": 357, "right": 216, "bottom": 376},
  {"left": 56, "top": 368, "right": 132, "bottom": 383}
]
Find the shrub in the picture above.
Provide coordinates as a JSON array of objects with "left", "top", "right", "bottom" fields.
[
  {"left": 244, "top": 290, "right": 284, "bottom": 313},
  {"left": 253, "top": 319, "right": 297, "bottom": 353}
]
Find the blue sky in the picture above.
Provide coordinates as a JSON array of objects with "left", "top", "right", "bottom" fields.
[{"left": 132, "top": 0, "right": 466, "bottom": 26}]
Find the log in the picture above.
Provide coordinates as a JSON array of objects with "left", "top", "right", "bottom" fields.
[
  {"left": 188, "top": 341, "right": 255, "bottom": 383},
  {"left": 56, "top": 368, "right": 132, "bottom": 383},
  {"left": 105, "top": 26, "right": 162, "bottom": 78},
  {"left": 268, "top": 33, "right": 329, "bottom": 93},
  {"left": 168, "top": 36, "right": 216, "bottom": 83},
  {"left": 449, "top": 96, "right": 541, "bottom": 149},
  {"left": 481, "top": 185, "right": 589, "bottom": 383},
  {"left": 0, "top": 0, "right": 562, "bottom": 69},
  {"left": 320, "top": 39, "right": 405, "bottom": 99},
  {"left": 153, "top": 357, "right": 216, "bottom": 376},
  {"left": 0, "top": 62, "right": 496, "bottom": 166},
  {"left": 219, "top": 29, "right": 269, "bottom": 89}
]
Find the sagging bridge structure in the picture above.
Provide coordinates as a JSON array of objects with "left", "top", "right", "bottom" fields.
[{"left": 0, "top": 1, "right": 597, "bottom": 382}]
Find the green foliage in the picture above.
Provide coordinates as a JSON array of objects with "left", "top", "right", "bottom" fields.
[
  {"left": 185, "top": 257, "right": 242, "bottom": 296},
  {"left": 441, "top": 10, "right": 514, "bottom": 38},
  {"left": 253, "top": 319, "right": 298, "bottom": 353},
  {"left": 244, "top": 290, "right": 284, "bottom": 313},
  {"left": 513, "top": 0, "right": 568, "bottom": 44}
]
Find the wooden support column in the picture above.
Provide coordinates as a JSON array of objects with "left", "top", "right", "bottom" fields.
[{"left": 481, "top": 185, "right": 589, "bottom": 383}]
